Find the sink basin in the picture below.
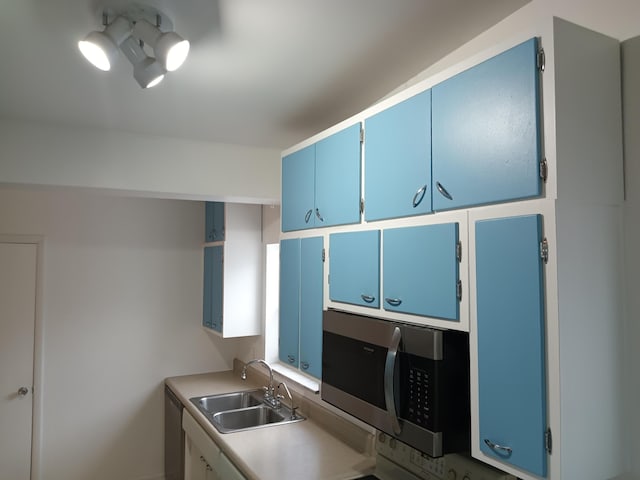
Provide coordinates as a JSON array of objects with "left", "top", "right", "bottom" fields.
[
  {"left": 192, "top": 389, "right": 264, "bottom": 415},
  {"left": 190, "top": 389, "right": 305, "bottom": 433}
]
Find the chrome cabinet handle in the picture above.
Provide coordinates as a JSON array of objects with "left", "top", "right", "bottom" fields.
[
  {"left": 361, "top": 294, "right": 375, "bottom": 303},
  {"left": 436, "top": 181, "right": 453, "bottom": 200},
  {"left": 287, "top": 354, "right": 295, "bottom": 364},
  {"left": 304, "top": 209, "right": 313, "bottom": 224},
  {"left": 412, "top": 184, "right": 427, "bottom": 207},
  {"left": 484, "top": 439, "right": 513, "bottom": 457},
  {"left": 385, "top": 298, "right": 402, "bottom": 307},
  {"left": 18, "top": 387, "right": 29, "bottom": 396},
  {"left": 384, "top": 327, "right": 402, "bottom": 435},
  {"left": 315, "top": 208, "right": 324, "bottom": 222},
  {"left": 301, "top": 361, "right": 309, "bottom": 370}
]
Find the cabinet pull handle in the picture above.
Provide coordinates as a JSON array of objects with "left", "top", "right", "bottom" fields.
[
  {"left": 315, "top": 208, "right": 324, "bottom": 222},
  {"left": 361, "top": 294, "right": 375, "bottom": 303},
  {"left": 287, "top": 354, "right": 295, "bottom": 364},
  {"left": 301, "top": 361, "right": 309, "bottom": 370},
  {"left": 412, "top": 184, "right": 427, "bottom": 207},
  {"left": 436, "top": 181, "right": 453, "bottom": 200},
  {"left": 385, "top": 297, "right": 402, "bottom": 307},
  {"left": 484, "top": 439, "right": 513, "bottom": 457},
  {"left": 304, "top": 209, "right": 313, "bottom": 224},
  {"left": 199, "top": 455, "right": 206, "bottom": 463}
]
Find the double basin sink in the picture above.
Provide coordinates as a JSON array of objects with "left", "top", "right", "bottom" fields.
[{"left": 190, "top": 388, "right": 305, "bottom": 433}]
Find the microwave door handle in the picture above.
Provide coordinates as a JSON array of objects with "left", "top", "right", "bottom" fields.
[{"left": 384, "top": 326, "right": 402, "bottom": 436}]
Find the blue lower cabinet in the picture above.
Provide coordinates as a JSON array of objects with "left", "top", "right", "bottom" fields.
[
  {"left": 203, "top": 245, "right": 224, "bottom": 333},
  {"left": 279, "top": 237, "right": 324, "bottom": 378},
  {"left": 329, "top": 230, "right": 380, "bottom": 308},
  {"left": 383, "top": 223, "right": 459, "bottom": 320},
  {"left": 475, "top": 214, "right": 547, "bottom": 477}
]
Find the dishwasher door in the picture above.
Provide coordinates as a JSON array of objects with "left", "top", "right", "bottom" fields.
[{"left": 165, "top": 385, "right": 185, "bottom": 480}]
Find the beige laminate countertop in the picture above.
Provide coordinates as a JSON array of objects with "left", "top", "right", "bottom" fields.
[{"left": 166, "top": 371, "right": 376, "bottom": 480}]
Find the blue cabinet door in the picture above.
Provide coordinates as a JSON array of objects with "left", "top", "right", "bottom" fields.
[
  {"left": 329, "top": 230, "right": 380, "bottom": 308},
  {"left": 299, "top": 237, "right": 324, "bottom": 379},
  {"left": 383, "top": 223, "right": 459, "bottom": 320},
  {"left": 475, "top": 214, "right": 547, "bottom": 477},
  {"left": 432, "top": 38, "right": 542, "bottom": 211},
  {"left": 315, "top": 123, "right": 361, "bottom": 228},
  {"left": 203, "top": 245, "right": 224, "bottom": 332},
  {"left": 279, "top": 239, "right": 300, "bottom": 367},
  {"left": 364, "top": 90, "right": 432, "bottom": 221},
  {"left": 203, "top": 246, "right": 213, "bottom": 328},
  {"left": 205, "top": 202, "right": 225, "bottom": 242},
  {"left": 281, "top": 145, "right": 316, "bottom": 232}
]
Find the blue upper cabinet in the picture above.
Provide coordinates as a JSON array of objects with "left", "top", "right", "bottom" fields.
[
  {"left": 383, "top": 223, "right": 459, "bottom": 320},
  {"left": 299, "top": 237, "right": 324, "bottom": 378},
  {"left": 475, "top": 214, "right": 547, "bottom": 477},
  {"left": 281, "top": 145, "right": 316, "bottom": 232},
  {"left": 364, "top": 90, "right": 432, "bottom": 221},
  {"left": 281, "top": 123, "right": 361, "bottom": 232},
  {"left": 432, "top": 38, "right": 542, "bottom": 211},
  {"left": 329, "top": 230, "right": 380, "bottom": 308},
  {"left": 203, "top": 245, "right": 224, "bottom": 333},
  {"left": 279, "top": 239, "right": 301, "bottom": 367},
  {"left": 279, "top": 237, "right": 324, "bottom": 378},
  {"left": 205, "top": 202, "right": 225, "bottom": 242}
]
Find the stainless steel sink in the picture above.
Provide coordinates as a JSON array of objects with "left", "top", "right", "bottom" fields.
[
  {"left": 192, "top": 389, "right": 264, "bottom": 415},
  {"left": 190, "top": 389, "right": 305, "bottom": 433}
]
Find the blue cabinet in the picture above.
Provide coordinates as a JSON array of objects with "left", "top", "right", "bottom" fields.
[
  {"left": 279, "top": 237, "right": 324, "bottom": 378},
  {"left": 364, "top": 90, "right": 432, "bottom": 221},
  {"left": 203, "top": 245, "right": 224, "bottom": 332},
  {"left": 432, "top": 38, "right": 542, "bottom": 211},
  {"left": 383, "top": 223, "right": 459, "bottom": 320},
  {"left": 205, "top": 202, "right": 225, "bottom": 242},
  {"left": 281, "top": 123, "right": 361, "bottom": 232},
  {"left": 329, "top": 230, "right": 380, "bottom": 308},
  {"left": 475, "top": 214, "right": 547, "bottom": 477}
]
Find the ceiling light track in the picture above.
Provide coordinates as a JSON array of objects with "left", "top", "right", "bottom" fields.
[{"left": 78, "top": 3, "right": 189, "bottom": 89}]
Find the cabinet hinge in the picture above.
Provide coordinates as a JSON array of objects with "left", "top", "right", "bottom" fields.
[
  {"left": 456, "top": 241, "right": 462, "bottom": 263},
  {"left": 537, "top": 48, "right": 546, "bottom": 72},
  {"left": 360, "top": 198, "right": 364, "bottom": 215},
  {"left": 322, "top": 248, "right": 326, "bottom": 263},
  {"left": 540, "top": 157, "right": 548, "bottom": 182},
  {"left": 360, "top": 125, "right": 365, "bottom": 143},
  {"left": 545, "top": 428, "right": 553, "bottom": 454},
  {"left": 456, "top": 280, "right": 462, "bottom": 301},
  {"left": 540, "top": 238, "right": 549, "bottom": 264}
]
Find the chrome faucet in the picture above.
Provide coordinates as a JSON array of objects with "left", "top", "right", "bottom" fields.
[
  {"left": 241, "top": 359, "right": 277, "bottom": 407},
  {"left": 277, "top": 382, "right": 298, "bottom": 419}
]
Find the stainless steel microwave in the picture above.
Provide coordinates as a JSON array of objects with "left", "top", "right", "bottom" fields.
[{"left": 321, "top": 309, "right": 470, "bottom": 457}]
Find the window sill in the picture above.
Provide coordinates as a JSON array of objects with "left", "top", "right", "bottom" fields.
[{"left": 271, "top": 362, "right": 320, "bottom": 394}]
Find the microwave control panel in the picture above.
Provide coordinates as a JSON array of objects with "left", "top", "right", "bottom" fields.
[{"left": 406, "top": 365, "right": 431, "bottom": 427}]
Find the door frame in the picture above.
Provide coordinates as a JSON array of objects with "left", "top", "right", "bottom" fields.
[{"left": 0, "top": 235, "right": 44, "bottom": 480}]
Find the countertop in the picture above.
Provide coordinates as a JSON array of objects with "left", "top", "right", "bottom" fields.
[{"left": 166, "top": 370, "right": 376, "bottom": 480}]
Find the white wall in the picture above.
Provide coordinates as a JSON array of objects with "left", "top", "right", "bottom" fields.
[
  {"left": 0, "top": 118, "right": 281, "bottom": 204},
  {"left": 622, "top": 35, "right": 640, "bottom": 479},
  {"left": 0, "top": 187, "right": 255, "bottom": 480}
]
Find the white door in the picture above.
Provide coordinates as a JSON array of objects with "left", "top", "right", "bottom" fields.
[{"left": 0, "top": 242, "right": 37, "bottom": 480}]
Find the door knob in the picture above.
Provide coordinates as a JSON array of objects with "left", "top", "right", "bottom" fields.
[{"left": 17, "top": 387, "right": 29, "bottom": 396}]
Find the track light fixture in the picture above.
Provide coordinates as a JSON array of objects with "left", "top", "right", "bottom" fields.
[{"left": 78, "top": 5, "right": 189, "bottom": 89}]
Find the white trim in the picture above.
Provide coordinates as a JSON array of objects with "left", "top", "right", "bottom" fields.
[{"left": 0, "top": 235, "right": 44, "bottom": 480}]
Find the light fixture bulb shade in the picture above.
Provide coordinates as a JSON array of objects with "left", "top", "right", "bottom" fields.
[
  {"left": 78, "top": 31, "right": 118, "bottom": 71},
  {"left": 157, "top": 33, "right": 190, "bottom": 71},
  {"left": 134, "top": 57, "right": 166, "bottom": 89},
  {"left": 78, "top": 16, "right": 131, "bottom": 71}
]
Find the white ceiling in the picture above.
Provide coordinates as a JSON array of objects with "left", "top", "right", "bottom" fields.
[{"left": 0, "top": 0, "right": 530, "bottom": 149}]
